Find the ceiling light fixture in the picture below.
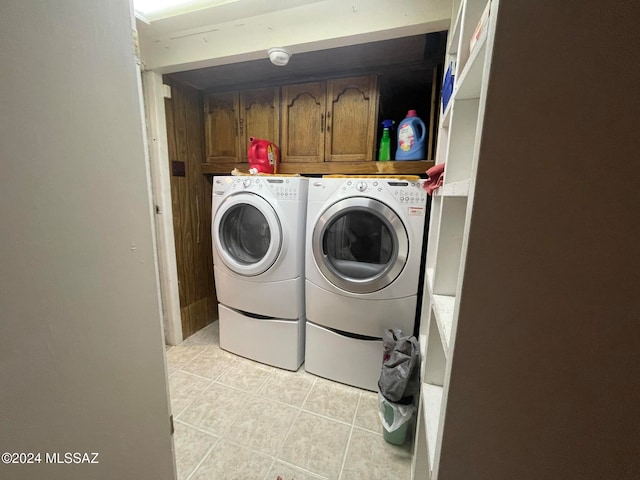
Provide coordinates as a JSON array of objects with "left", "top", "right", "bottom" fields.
[{"left": 268, "top": 48, "right": 291, "bottom": 67}]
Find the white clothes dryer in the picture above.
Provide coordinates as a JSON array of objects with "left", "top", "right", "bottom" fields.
[
  {"left": 212, "top": 175, "right": 308, "bottom": 370},
  {"left": 305, "top": 177, "right": 427, "bottom": 390}
]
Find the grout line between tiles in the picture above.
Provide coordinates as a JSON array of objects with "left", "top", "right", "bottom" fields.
[
  {"left": 261, "top": 457, "right": 278, "bottom": 480},
  {"left": 173, "top": 380, "right": 250, "bottom": 435},
  {"left": 253, "top": 388, "right": 309, "bottom": 411},
  {"left": 222, "top": 438, "right": 277, "bottom": 461},
  {"left": 271, "top": 459, "right": 330, "bottom": 480},
  {"left": 170, "top": 382, "right": 214, "bottom": 419},
  {"left": 301, "top": 375, "right": 318, "bottom": 404},
  {"left": 337, "top": 391, "right": 363, "bottom": 480},
  {"left": 174, "top": 418, "right": 219, "bottom": 439},
  {"left": 352, "top": 424, "right": 383, "bottom": 437},
  {"left": 275, "top": 375, "right": 317, "bottom": 459},
  {"left": 177, "top": 353, "right": 238, "bottom": 383},
  {"left": 185, "top": 436, "right": 221, "bottom": 480},
  {"left": 168, "top": 344, "right": 209, "bottom": 368},
  {"left": 298, "top": 408, "right": 355, "bottom": 428},
  {"left": 173, "top": 368, "right": 220, "bottom": 383}
]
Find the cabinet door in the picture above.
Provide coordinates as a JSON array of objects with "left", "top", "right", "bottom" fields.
[
  {"left": 325, "top": 75, "right": 379, "bottom": 162},
  {"left": 204, "top": 91, "right": 240, "bottom": 163},
  {"left": 281, "top": 82, "right": 326, "bottom": 163},
  {"left": 239, "top": 87, "right": 280, "bottom": 162}
]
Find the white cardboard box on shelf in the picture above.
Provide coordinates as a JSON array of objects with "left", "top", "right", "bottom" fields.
[{"left": 470, "top": 1, "right": 491, "bottom": 53}]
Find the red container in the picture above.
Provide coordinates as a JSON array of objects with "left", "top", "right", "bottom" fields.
[{"left": 248, "top": 137, "right": 279, "bottom": 174}]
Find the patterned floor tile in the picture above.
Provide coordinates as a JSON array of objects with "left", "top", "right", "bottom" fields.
[
  {"left": 216, "top": 356, "right": 273, "bottom": 393},
  {"left": 177, "top": 382, "right": 249, "bottom": 436},
  {"left": 179, "top": 346, "right": 236, "bottom": 380},
  {"left": 353, "top": 391, "right": 383, "bottom": 434},
  {"left": 302, "top": 377, "right": 360, "bottom": 424},
  {"left": 279, "top": 412, "right": 351, "bottom": 479},
  {"left": 173, "top": 420, "right": 217, "bottom": 480},
  {"left": 226, "top": 396, "right": 298, "bottom": 456},
  {"left": 340, "top": 428, "right": 412, "bottom": 480},
  {"left": 189, "top": 440, "right": 273, "bottom": 480},
  {"left": 257, "top": 366, "right": 316, "bottom": 408},
  {"left": 268, "top": 460, "right": 329, "bottom": 480},
  {"left": 165, "top": 344, "right": 206, "bottom": 368},
  {"left": 168, "top": 371, "right": 212, "bottom": 416}
]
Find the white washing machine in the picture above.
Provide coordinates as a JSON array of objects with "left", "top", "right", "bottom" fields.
[
  {"left": 212, "top": 175, "right": 308, "bottom": 370},
  {"left": 305, "top": 177, "right": 427, "bottom": 390}
]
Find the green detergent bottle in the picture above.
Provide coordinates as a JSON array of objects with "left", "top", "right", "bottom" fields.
[{"left": 378, "top": 120, "right": 394, "bottom": 161}]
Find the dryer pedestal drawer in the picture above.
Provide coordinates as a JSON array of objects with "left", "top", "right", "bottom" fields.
[
  {"left": 218, "top": 304, "right": 304, "bottom": 371},
  {"left": 305, "top": 321, "right": 382, "bottom": 391},
  {"left": 305, "top": 280, "right": 416, "bottom": 337}
]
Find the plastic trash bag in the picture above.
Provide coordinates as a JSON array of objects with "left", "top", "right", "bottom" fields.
[
  {"left": 378, "top": 328, "right": 420, "bottom": 403},
  {"left": 378, "top": 391, "right": 416, "bottom": 434}
]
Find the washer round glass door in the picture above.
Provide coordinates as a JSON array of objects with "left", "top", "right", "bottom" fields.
[
  {"left": 312, "top": 197, "right": 408, "bottom": 293},
  {"left": 214, "top": 193, "right": 282, "bottom": 276}
]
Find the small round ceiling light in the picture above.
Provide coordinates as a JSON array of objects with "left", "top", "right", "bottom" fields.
[{"left": 268, "top": 48, "right": 291, "bottom": 67}]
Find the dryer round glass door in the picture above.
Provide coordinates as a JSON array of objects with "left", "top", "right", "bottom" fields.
[
  {"left": 214, "top": 193, "right": 282, "bottom": 276},
  {"left": 312, "top": 197, "right": 409, "bottom": 293}
]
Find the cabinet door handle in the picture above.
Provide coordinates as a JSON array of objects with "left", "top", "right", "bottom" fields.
[
  {"left": 239, "top": 118, "right": 244, "bottom": 135},
  {"left": 321, "top": 113, "right": 324, "bottom": 133},
  {"left": 326, "top": 111, "right": 331, "bottom": 133}
]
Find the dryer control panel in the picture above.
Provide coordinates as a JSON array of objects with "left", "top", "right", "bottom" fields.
[
  {"left": 389, "top": 181, "right": 428, "bottom": 206},
  {"left": 337, "top": 179, "right": 427, "bottom": 206}
]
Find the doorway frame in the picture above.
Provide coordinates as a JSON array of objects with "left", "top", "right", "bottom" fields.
[{"left": 142, "top": 70, "right": 183, "bottom": 346}]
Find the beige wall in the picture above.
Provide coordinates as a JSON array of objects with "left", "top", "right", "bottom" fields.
[
  {"left": 438, "top": 1, "right": 640, "bottom": 478},
  {"left": 0, "top": 1, "right": 174, "bottom": 479}
]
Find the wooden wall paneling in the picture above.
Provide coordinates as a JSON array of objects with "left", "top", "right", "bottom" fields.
[
  {"left": 186, "top": 297, "right": 209, "bottom": 337},
  {"left": 325, "top": 75, "right": 379, "bottom": 162},
  {"left": 185, "top": 89, "right": 214, "bottom": 332},
  {"left": 185, "top": 86, "right": 207, "bottom": 334},
  {"left": 204, "top": 91, "right": 240, "bottom": 163},
  {"left": 240, "top": 87, "right": 281, "bottom": 160},
  {"left": 165, "top": 79, "right": 216, "bottom": 338},
  {"left": 173, "top": 85, "right": 197, "bottom": 338},
  {"left": 198, "top": 98, "right": 214, "bottom": 297},
  {"left": 281, "top": 82, "right": 326, "bottom": 163},
  {"left": 179, "top": 305, "right": 191, "bottom": 337},
  {"left": 164, "top": 95, "right": 187, "bottom": 309}
]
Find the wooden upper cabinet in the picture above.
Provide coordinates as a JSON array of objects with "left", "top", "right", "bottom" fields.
[
  {"left": 281, "top": 75, "right": 378, "bottom": 164},
  {"left": 204, "top": 91, "right": 240, "bottom": 163},
  {"left": 325, "top": 75, "right": 379, "bottom": 162},
  {"left": 239, "top": 87, "right": 280, "bottom": 161},
  {"left": 281, "top": 82, "right": 326, "bottom": 163},
  {"left": 204, "top": 87, "right": 280, "bottom": 163},
  {"left": 204, "top": 76, "right": 379, "bottom": 165}
]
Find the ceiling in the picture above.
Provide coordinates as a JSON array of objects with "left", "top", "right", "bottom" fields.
[
  {"left": 165, "top": 32, "right": 447, "bottom": 92},
  {"left": 136, "top": 0, "right": 327, "bottom": 35}
]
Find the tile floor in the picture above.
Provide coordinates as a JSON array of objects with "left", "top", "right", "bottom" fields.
[{"left": 165, "top": 321, "right": 413, "bottom": 480}]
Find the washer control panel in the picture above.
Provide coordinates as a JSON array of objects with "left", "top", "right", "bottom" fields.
[
  {"left": 213, "top": 176, "right": 300, "bottom": 199},
  {"left": 265, "top": 178, "right": 299, "bottom": 199}
]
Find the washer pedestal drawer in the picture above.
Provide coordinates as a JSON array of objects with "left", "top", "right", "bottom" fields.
[
  {"left": 305, "top": 321, "right": 382, "bottom": 391},
  {"left": 218, "top": 303, "right": 304, "bottom": 371}
]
